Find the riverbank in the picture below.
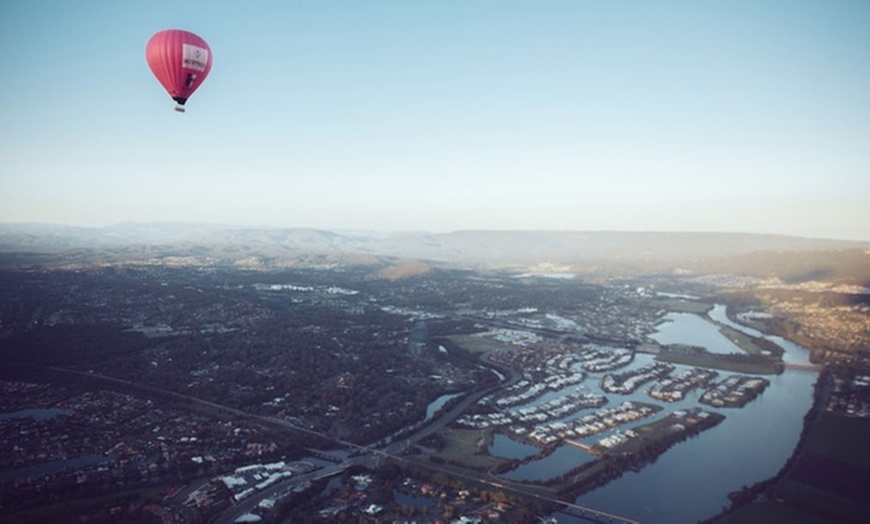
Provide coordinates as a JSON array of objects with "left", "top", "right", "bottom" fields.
[
  {"left": 431, "top": 301, "right": 822, "bottom": 523},
  {"left": 656, "top": 344, "right": 784, "bottom": 374},
  {"left": 709, "top": 368, "right": 870, "bottom": 523},
  {"left": 699, "top": 376, "right": 769, "bottom": 408},
  {"left": 718, "top": 325, "right": 784, "bottom": 357},
  {"left": 555, "top": 408, "right": 725, "bottom": 499}
]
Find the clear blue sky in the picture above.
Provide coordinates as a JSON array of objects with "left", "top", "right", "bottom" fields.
[{"left": 2, "top": 1, "right": 869, "bottom": 240}]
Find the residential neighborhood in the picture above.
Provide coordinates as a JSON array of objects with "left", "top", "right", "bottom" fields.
[{"left": 1, "top": 247, "right": 868, "bottom": 522}]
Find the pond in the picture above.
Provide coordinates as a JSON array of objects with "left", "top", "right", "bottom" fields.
[
  {"left": 501, "top": 445, "right": 597, "bottom": 482},
  {"left": 488, "top": 432, "right": 540, "bottom": 460}
]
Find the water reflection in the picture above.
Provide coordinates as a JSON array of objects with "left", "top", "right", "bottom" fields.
[
  {"left": 707, "top": 304, "right": 810, "bottom": 365},
  {"left": 426, "top": 393, "right": 463, "bottom": 422},
  {"left": 650, "top": 312, "right": 743, "bottom": 354},
  {"left": 501, "top": 445, "right": 597, "bottom": 482},
  {"left": 562, "top": 304, "right": 818, "bottom": 523},
  {"left": 489, "top": 433, "right": 539, "bottom": 460}
]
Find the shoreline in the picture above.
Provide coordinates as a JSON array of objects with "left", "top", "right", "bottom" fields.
[{"left": 701, "top": 368, "right": 830, "bottom": 523}]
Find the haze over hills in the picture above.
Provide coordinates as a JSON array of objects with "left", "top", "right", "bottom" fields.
[
  {"left": 1, "top": 224, "right": 869, "bottom": 523},
  {"left": 2, "top": 222, "right": 868, "bottom": 265}
]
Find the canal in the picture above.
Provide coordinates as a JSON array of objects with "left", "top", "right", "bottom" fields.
[{"left": 487, "top": 304, "right": 818, "bottom": 523}]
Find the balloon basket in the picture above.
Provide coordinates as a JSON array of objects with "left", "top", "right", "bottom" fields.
[{"left": 174, "top": 104, "right": 186, "bottom": 113}]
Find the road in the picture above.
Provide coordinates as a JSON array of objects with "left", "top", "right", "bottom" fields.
[{"left": 52, "top": 353, "right": 633, "bottom": 524}]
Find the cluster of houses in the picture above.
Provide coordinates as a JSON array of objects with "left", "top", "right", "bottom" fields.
[
  {"left": 485, "top": 341, "right": 633, "bottom": 376},
  {"left": 253, "top": 283, "right": 359, "bottom": 296},
  {"left": 491, "top": 371, "right": 586, "bottom": 408},
  {"left": 597, "top": 429, "right": 637, "bottom": 449},
  {"left": 601, "top": 361, "right": 675, "bottom": 394},
  {"left": 310, "top": 475, "right": 516, "bottom": 522},
  {"left": 671, "top": 407, "right": 716, "bottom": 424},
  {"left": 506, "top": 393, "right": 608, "bottom": 425},
  {"left": 699, "top": 375, "right": 770, "bottom": 408},
  {"left": 457, "top": 392, "right": 606, "bottom": 430},
  {"left": 649, "top": 367, "right": 719, "bottom": 402},
  {"left": 531, "top": 401, "right": 657, "bottom": 446},
  {"left": 537, "top": 406, "right": 720, "bottom": 452},
  {"left": 542, "top": 346, "right": 617, "bottom": 369},
  {"left": 473, "top": 327, "right": 544, "bottom": 347},
  {"left": 828, "top": 373, "right": 870, "bottom": 417},
  {"left": 582, "top": 349, "right": 635, "bottom": 372},
  {"left": 0, "top": 382, "right": 287, "bottom": 513}
]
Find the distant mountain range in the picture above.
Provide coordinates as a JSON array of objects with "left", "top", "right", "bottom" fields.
[{"left": 1, "top": 223, "right": 867, "bottom": 272}]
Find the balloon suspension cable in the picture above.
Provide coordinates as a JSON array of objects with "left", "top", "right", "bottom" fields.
[{"left": 174, "top": 104, "right": 186, "bottom": 113}]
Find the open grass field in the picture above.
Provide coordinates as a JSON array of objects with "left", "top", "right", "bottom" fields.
[
  {"left": 656, "top": 350, "right": 783, "bottom": 374},
  {"left": 721, "top": 412, "right": 870, "bottom": 523},
  {"left": 719, "top": 500, "right": 835, "bottom": 524},
  {"left": 719, "top": 325, "right": 766, "bottom": 355},
  {"left": 445, "top": 334, "right": 515, "bottom": 355},
  {"left": 770, "top": 412, "right": 870, "bottom": 521},
  {"left": 803, "top": 412, "right": 870, "bottom": 468},
  {"left": 431, "top": 427, "right": 507, "bottom": 471},
  {"left": 648, "top": 298, "right": 712, "bottom": 314}
]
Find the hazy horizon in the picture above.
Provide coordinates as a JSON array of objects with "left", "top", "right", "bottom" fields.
[
  {"left": 6, "top": 220, "right": 870, "bottom": 249},
  {"left": 2, "top": 1, "right": 869, "bottom": 241},
  {"left": 4, "top": 218, "right": 870, "bottom": 244}
]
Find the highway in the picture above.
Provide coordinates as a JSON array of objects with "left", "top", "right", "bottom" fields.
[{"left": 52, "top": 355, "right": 636, "bottom": 524}]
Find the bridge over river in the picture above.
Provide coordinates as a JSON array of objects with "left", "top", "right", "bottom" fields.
[
  {"left": 784, "top": 362, "right": 823, "bottom": 372},
  {"left": 557, "top": 502, "right": 641, "bottom": 524}
]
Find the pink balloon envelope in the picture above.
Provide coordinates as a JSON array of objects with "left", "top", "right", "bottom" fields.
[{"left": 145, "top": 29, "right": 212, "bottom": 112}]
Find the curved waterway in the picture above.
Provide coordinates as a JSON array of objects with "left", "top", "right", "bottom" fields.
[
  {"left": 426, "top": 393, "right": 463, "bottom": 422},
  {"left": 650, "top": 311, "right": 743, "bottom": 355},
  {"left": 547, "top": 304, "right": 819, "bottom": 523},
  {"left": 503, "top": 445, "right": 597, "bottom": 482}
]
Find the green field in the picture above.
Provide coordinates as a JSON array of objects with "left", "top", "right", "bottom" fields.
[
  {"left": 719, "top": 412, "right": 870, "bottom": 523},
  {"left": 649, "top": 298, "right": 713, "bottom": 314},
  {"left": 429, "top": 427, "right": 507, "bottom": 470},
  {"left": 719, "top": 325, "right": 764, "bottom": 355},
  {"left": 802, "top": 412, "right": 870, "bottom": 468},
  {"left": 720, "top": 500, "right": 834, "bottom": 524},
  {"left": 656, "top": 348, "right": 783, "bottom": 374},
  {"left": 445, "top": 334, "right": 515, "bottom": 355}
]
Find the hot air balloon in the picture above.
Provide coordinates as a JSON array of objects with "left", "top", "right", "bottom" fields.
[{"left": 145, "top": 29, "right": 212, "bottom": 112}]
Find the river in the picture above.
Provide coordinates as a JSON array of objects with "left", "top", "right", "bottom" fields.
[
  {"left": 488, "top": 304, "right": 818, "bottom": 523},
  {"left": 0, "top": 408, "right": 68, "bottom": 421},
  {"left": 0, "top": 453, "right": 116, "bottom": 483}
]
